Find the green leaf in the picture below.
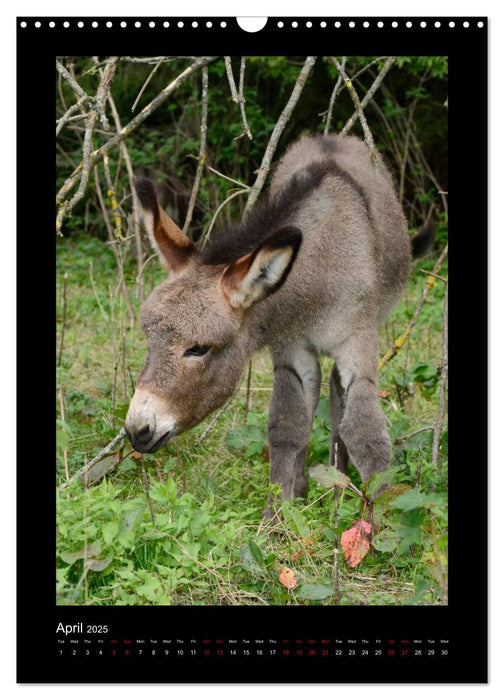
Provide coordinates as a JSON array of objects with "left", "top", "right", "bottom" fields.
[
  {"left": 59, "top": 541, "right": 102, "bottom": 564},
  {"left": 372, "top": 528, "right": 400, "bottom": 552},
  {"left": 247, "top": 539, "right": 265, "bottom": 568},
  {"left": 121, "top": 505, "right": 145, "bottom": 531},
  {"left": 240, "top": 543, "right": 263, "bottom": 574},
  {"left": 297, "top": 583, "right": 334, "bottom": 601},
  {"left": 87, "top": 555, "right": 113, "bottom": 572},
  {"left": 102, "top": 521, "right": 119, "bottom": 545},
  {"left": 391, "top": 488, "right": 427, "bottom": 511},
  {"left": 118, "top": 458, "right": 137, "bottom": 472},
  {"left": 362, "top": 465, "right": 399, "bottom": 498},
  {"left": 392, "top": 509, "right": 425, "bottom": 556},
  {"left": 189, "top": 509, "right": 211, "bottom": 536},
  {"left": 281, "top": 500, "right": 310, "bottom": 538},
  {"left": 226, "top": 425, "right": 265, "bottom": 451},
  {"left": 308, "top": 464, "right": 351, "bottom": 489}
]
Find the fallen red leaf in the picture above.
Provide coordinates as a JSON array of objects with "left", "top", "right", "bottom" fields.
[
  {"left": 279, "top": 566, "right": 298, "bottom": 590},
  {"left": 341, "top": 520, "right": 372, "bottom": 568}
]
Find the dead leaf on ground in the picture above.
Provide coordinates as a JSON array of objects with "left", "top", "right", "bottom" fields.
[{"left": 279, "top": 566, "right": 298, "bottom": 590}]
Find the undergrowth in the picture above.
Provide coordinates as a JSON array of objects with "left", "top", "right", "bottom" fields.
[{"left": 56, "top": 236, "right": 448, "bottom": 606}]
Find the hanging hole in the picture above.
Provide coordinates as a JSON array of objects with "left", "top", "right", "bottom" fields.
[{"left": 237, "top": 17, "right": 268, "bottom": 32}]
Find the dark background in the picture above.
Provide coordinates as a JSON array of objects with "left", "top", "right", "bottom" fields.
[{"left": 18, "top": 16, "right": 487, "bottom": 683}]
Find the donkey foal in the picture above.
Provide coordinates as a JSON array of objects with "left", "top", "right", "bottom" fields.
[{"left": 125, "top": 134, "right": 429, "bottom": 516}]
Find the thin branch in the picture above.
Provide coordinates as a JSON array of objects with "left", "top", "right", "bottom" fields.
[
  {"left": 245, "top": 56, "right": 317, "bottom": 214},
  {"left": 333, "top": 444, "right": 340, "bottom": 604},
  {"left": 224, "top": 57, "right": 239, "bottom": 102},
  {"left": 399, "top": 69, "right": 429, "bottom": 203},
  {"left": 330, "top": 56, "right": 378, "bottom": 170},
  {"left": 431, "top": 283, "right": 448, "bottom": 466},
  {"left": 205, "top": 164, "right": 248, "bottom": 189},
  {"left": 183, "top": 66, "right": 209, "bottom": 235},
  {"left": 236, "top": 57, "right": 253, "bottom": 140},
  {"left": 58, "top": 387, "right": 70, "bottom": 482},
  {"left": 131, "top": 56, "right": 166, "bottom": 112},
  {"left": 57, "top": 272, "right": 68, "bottom": 367},
  {"left": 56, "top": 56, "right": 218, "bottom": 230},
  {"left": 379, "top": 244, "right": 448, "bottom": 370},
  {"left": 195, "top": 400, "right": 232, "bottom": 446},
  {"left": 105, "top": 89, "right": 146, "bottom": 303},
  {"left": 56, "top": 57, "right": 118, "bottom": 235},
  {"left": 395, "top": 426, "right": 435, "bottom": 444},
  {"left": 201, "top": 188, "right": 249, "bottom": 248},
  {"left": 56, "top": 59, "right": 87, "bottom": 100},
  {"left": 60, "top": 427, "right": 127, "bottom": 487},
  {"left": 141, "top": 455, "right": 156, "bottom": 523},
  {"left": 324, "top": 56, "right": 346, "bottom": 135},
  {"left": 94, "top": 166, "right": 136, "bottom": 327},
  {"left": 340, "top": 56, "right": 396, "bottom": 136},
  {"left": 224, "top": 57, "right": 253, "bottom": 140},
  {"left": 419, "top": 269, "right": 447, "bottom": 284},
  {"left": 56, "top": 95, "right": 89, "bottom": 136}
]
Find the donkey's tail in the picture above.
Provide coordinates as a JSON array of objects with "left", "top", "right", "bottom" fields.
[{"left": 410, "top": 224, "right": 436, "bottom": 259}]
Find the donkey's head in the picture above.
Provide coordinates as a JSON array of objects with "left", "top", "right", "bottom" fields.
[{"left": 125, "top": 178, "right": 301, "bottom": 453}]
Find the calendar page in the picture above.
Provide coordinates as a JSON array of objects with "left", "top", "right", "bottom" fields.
[{"left": 17, "top": 15, "right": 487, "bottom": 683}]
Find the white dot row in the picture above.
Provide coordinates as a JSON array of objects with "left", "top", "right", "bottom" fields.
[
  {"left": 278, "top": 19, "right": 484, "bottom": 29},
  {"left": 20, "top": 20, "right": 228, "bottom": 29},
  {"left": 19, "top": 19, "right": 485, "bottom": 30}
]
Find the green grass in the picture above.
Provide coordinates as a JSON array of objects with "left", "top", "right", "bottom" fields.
[{"left": 56, "top": 236, "right": 448, "bottom": 606}]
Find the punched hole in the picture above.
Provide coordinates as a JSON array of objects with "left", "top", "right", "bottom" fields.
[{"left": 237, "top": 17, "right": 268, "bottom": 32}]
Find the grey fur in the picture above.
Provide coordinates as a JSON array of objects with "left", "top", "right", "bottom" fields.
[{"left": 125, "top": 134, "right": 412, "bottom": 512}]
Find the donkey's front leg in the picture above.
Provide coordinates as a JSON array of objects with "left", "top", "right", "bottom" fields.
[
  {"left": 264, "top": 339, "right": 321, "bottom": 518},
  {"left": 334, "top": 330, "right": 391, "bottom": 484}
]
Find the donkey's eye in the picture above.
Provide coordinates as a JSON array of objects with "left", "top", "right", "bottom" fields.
[{"left": 183, "top": 344, "right": 211, "bottom": 358}]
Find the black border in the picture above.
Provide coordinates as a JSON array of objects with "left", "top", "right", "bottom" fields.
[{"left": 17, "top": 17, "right": 488, "bottom": 683}]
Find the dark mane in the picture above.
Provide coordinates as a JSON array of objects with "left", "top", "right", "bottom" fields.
[{"left": 200, "top": 158, "right": 369, "bottom": 265}]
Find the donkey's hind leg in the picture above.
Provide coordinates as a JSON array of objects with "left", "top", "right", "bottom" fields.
[
  {"left": 264, "top": 338, "right": 321, "bottom": 517},
  {"left": 332, "top": 328, "right": 391, "bottom": 484},
  {"left": 329, "top": 364, "right": 349, "bottom": 473}
]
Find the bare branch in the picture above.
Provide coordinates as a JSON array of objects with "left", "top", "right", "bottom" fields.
[
  {"left": 56, "top": 57, "right": 118, "bottom": 235},
  {"left": 245, "top": 56, "right": 317, "bottom": 214},
  {"left": 201, "top": 188, "right": 249, "bottom": 248},
  {"left": 237, "top": 57, "right": 253, "bottom": 140},
  {"left": 431, "top": 283, "right": 448, "bottom": 466},
  {"left": 330, "top": 56, "right": 378, "bottom": 170},
  {"left": 324, "top": 56, "right": 346, "bottom": 136},
  {"left": 183, "top": 66, "right": 209, "bottom": 235},
  {"left": 131, "top": 56, "right": 166, "bottom": 112},
  {"left": 56, "top": 59, "right": 87, "bottom": 100},
  {"left": 56, "top": 95, "right": 88, "bottom": 136},
  {"left": 224, "top": 56, "right": 239, "bottom": 102},
  {"left": 340, "top": 56, "right": 396, "bottom": 136},
  {"left": 60, "top": 427, "right": 127, "bottom": 488},
  {"left": 379, "top": 244, "right": 448, "bottom": 370},
  {"left": 56, "top": 56, "right": 219, "bottom": 233}
]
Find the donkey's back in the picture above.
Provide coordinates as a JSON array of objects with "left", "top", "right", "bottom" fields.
[{"left": 270, "top": 134, "right": 411, "bottom": 322}]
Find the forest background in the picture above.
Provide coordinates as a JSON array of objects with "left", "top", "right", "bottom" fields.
[{"left": 56, "top": 55, "right": 448, "bottom": 606}]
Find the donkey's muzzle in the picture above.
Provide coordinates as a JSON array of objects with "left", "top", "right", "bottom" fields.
[
  {"left": 125, "top": 388, "right": 177, "bottom": 453},
  {"left": 127, "top": 425, "right": 175, "bottom": 453}
]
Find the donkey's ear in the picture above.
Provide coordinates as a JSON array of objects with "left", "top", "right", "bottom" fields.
[
  {"left": 135, "top": 177, "right": 197, "bottom": 273},
  {"left": 221, "top": 226, "right": 302, "bottom": 310}
]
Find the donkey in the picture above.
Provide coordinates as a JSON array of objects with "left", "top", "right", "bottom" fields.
[{"left": 125, "top": 134, "right": 431, "bottom": 514}]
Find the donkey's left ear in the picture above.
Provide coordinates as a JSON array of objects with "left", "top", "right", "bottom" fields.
[
  {"left": 135, "top": 177, "right": 197, "bottom": 273},
  {"left": 221, "top": 226, "right": 302, "bottom": 310}
]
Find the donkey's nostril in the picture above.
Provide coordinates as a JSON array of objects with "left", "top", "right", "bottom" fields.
[{"left": 136, "top": 424, "right": 154, "bottom": 445}]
